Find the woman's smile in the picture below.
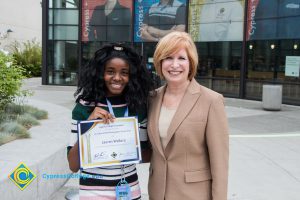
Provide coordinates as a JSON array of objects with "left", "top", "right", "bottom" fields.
[
  {"left": 162, "top": 48, "right": 190, "bottom": 85},
  {"left": 104, "top": 57, "right": 129, "bottom": 97}
]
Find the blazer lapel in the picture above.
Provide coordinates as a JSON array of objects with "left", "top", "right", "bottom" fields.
[
  {"left": 148, "top": 86, "right": 166, "bottom": 158},
  {"left": 164, "top": 79, "right": 201, "bottom": 150}
]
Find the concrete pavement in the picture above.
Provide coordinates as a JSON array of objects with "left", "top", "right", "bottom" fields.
[{"left": 1, "top": 78, "right": 300, "bottom": 200}]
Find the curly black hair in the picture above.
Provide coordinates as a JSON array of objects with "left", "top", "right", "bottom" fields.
[{"left": 75, "top": 43, "right": 154, "bottom": 113}]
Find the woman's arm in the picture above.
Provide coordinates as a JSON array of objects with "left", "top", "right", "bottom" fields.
[
  {"left": 67, "top": 106, "right": 114, "bottom": 172},
  {"left": 68, "top": 141, "right": 80, "bottom": 172},
  {"left": 147, "top": 24, "right": 185, "bottom": 39},
  {"left": 141, "top": 24, "right": 160, "bottom": 41},
  {"left": 206, "top": 95, "right": 229, "bottom": 200},
  {"left": 141, "top": 145, "right": 152, "bottom": 163}
]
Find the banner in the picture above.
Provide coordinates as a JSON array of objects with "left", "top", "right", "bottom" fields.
[
  {"left": 134, "top": 0, "right": 187, "bottom": 42},
  {"left": 247, "top": 0, "right": 300, "bottom": 40},
  {"left": 189, "top": 0, "right": 244, "bottom": 42},
  {"left": 82, "top": 0, "right": 132, "bottom": 42}
]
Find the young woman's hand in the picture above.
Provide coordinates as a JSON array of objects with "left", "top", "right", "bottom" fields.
[{"left": 88, "top": 107, "right": 115, "bottom": 123}]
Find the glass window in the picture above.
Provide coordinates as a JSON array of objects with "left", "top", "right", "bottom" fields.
[
  {"left": 196, "top": 41, "right": 242, "bottom": 97},
  {"left": 48, "top": 9, "right": 78, "bottom": 25},
  {"left": 49, "top": 0, "right": 79, "bottom": 8},
  {"left": 246, "top": 39, "right": 300, "bottom": 103},
  {"left": 197, "top": 41, "right": 242, "bottom": 78},
  {"left": 49, "top": 8, "right": 53, "bottom": 24},
  {"left": 47, "top": 41, "right": 78, "bottom": 85},
  {"left": 49, "top": 26, "right": 53, "bottom": 40},
  {"left": 246, "top": 40, "right": 276, "bottom": 99},
  {"left": 52, "top": 25, "right": 78, "bottom": 40},
  {"left": 247, "top": 40, "right": 277, "bottom": 80}
]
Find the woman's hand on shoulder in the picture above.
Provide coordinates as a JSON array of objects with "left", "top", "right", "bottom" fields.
[{"left": 88, "top": 107, "right": 115, "bottom": 123}]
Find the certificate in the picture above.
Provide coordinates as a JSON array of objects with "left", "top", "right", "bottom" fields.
[{"left": 78, "top": 117, "right": 142, "bottom": 169}]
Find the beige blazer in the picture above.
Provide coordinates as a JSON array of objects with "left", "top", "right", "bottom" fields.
[{"left": 147, "top": 79, "right": 229, "bottom": 200}]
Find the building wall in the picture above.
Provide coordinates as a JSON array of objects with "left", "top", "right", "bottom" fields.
[
  {"left": 43, "top": 0, "right": 300, "bottom": 105},
  {"left": 0, "top": 0, "right": 42, "bottom": 51}
]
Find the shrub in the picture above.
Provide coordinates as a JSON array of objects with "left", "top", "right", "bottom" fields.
[
  {"left": 17, "top": 114, "right": 40, "bottom": 128},
  {"left": 0, "top": 103, "right": 48, "bottom": 145},
  {"left": 4, "top": 103, "right": 24, "bottom": 115},
  {"left": 23, "top": 105, "right": 48, "bottom": 120},
  {"left": 3, "top": 103, "right": 48, "bottom": 121},
  {"left": 0, "top": 132, "right": 17, "bottom": 145},
  {"left": 10, "top": 40, "right": 42, "bottom": 77},
  {"left": 0, "top": 122, "right": 29, "bottom": 138},
  {"left": 0, "top": 52, "right": 25, "bottom": 112}
]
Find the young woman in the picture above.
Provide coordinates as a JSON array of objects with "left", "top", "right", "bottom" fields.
[{"left": 67, "top": 43, "right": 153, "bottom": 200}]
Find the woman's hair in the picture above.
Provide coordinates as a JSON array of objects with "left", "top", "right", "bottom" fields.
[
  {"left": 75, "top": 43, "right": 154, "bottom": 113},
  {"left": 153, "top": 31, "right": 198, "bottom": 80}
]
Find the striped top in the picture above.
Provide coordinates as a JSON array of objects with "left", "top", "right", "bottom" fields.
[{"left": 68, "top": 96, "right": 148, "bottom": 200}]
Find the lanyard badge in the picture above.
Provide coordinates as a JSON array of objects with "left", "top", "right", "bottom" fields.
[
  {"left": 116, "top": 178, "right": 131, "bottom": 200},
  {"left": 116, "top": 165, "right": 131, "bottom": 200}
]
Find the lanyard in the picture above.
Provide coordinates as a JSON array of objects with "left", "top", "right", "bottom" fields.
[
  {"left": 106, "top": 98, "right": 131, "bottom": 199},
  {"left": 106, "top": 98, "right": 128, "bottom": 117}
]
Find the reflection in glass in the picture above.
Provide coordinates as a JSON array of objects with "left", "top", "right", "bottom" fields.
[
  {"left": 53, "top": 9, "right": 78, "bottom": 24},
  {"left": 50, "top": 0, "right": 79, "bottom": 8},
  {"left": 246, "top": 39, "right": 300, "bottom": 104},
  {"left": 195, "top": 41, "right": 242, "bottom": 96},
  {"left": 247, "top": 41, "right": 277, "bottom": 77},
  {"left": 49, "top": 26, "right": 53, "bottom": 40},
  {"left": 49, "top": 8, "right": 53, "bottom": 24},
  {"left": 294, "top": 44, "right": 298, "bottom": 50},
  {"left": 53, "top": 26, "right": 78, "bottom": 40},
  {"left": 47, "top": 41, "right": 78, "bottom": 85}
]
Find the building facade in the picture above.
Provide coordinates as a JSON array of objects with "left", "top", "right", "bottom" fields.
[
  {"left": 0, "top": 0, "right": 42, "bottom": 51},
  {"left": 42, "top": 0, "right": 300, "bottom": 105}
]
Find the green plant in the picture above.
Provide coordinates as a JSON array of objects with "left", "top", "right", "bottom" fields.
[
  {"left": 0, "top": 52, "right": 25, "bottom": 112},
  {"left": 23, "top": 105, "right": 48, "bottom": 120},
  {"left": 0, "top": 132, "right": 17, "bottom": 145},
  {"left": 4, "top": 103, "right": 48, "bottom": 120},
  {"left": 0, "top": 103, "right": 48, "bottom": 145},
  {"left": 0, "top": 122, "right": 29, "bottom": 138},
  {"left": 10, "top": 40, "right": 42, "bottom": 77},
  {"left": 17, "top": 114, "right": 40, "bottom": 128},
  {"left": 4, "top": 103, "right": 25, "bottom": 115}
]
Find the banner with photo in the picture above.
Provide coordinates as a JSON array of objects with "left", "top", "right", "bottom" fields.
[
  {"left": 189, "top": 0, "right": 244, "bottom": 42},
  {"left": 247, "top": 0, "right": 300, "bottom": 40},
  {"left": 134, "top": 0, "right": 187, "bottom": 42},
  {"left": 82, "top": 0, "right": 132, "bottom": 42}
]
